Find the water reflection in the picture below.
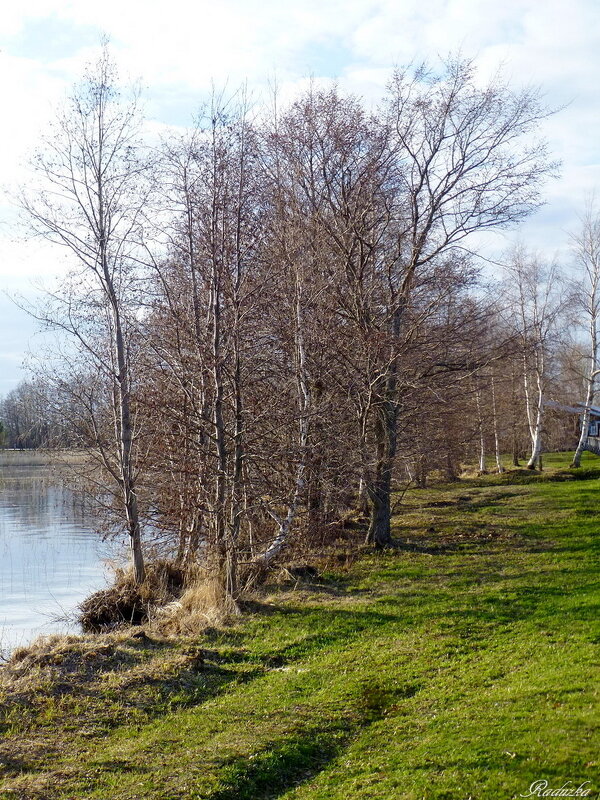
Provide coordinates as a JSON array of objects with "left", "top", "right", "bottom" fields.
[{"left": 0, "top": 466, "right": 122, "bottom": 653}]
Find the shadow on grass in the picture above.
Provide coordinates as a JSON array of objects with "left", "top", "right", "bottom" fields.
[
  {"left": 455, "top": 467, "right": 600, "bottom": 488},
  {"left": 51, "top": 607, "right": 410, "bottom": 724},
  {"left": 387, "top": 527, "right": 546, "bottom": 556},
  {"left": 437, "top": 581, "right": 600, "bottom": 628},
  {"left": 0, "top": 753, "right": 34, "bottom": 777},
  {"left": 208, "top": 729, "right": 346, "bottom": 800},
  {"left": 206, "top": 682, "right": 403, "bottom": 800},
  {"left": 242, "top": 607, "right": 405, "bottom": 669}
]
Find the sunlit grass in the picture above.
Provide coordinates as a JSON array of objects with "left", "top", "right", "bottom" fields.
[{"left": 0, "top": 452, "right": 598, "bottom": 799}]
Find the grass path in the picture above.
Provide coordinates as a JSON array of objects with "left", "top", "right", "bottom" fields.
[{"left": 0, "top": 453, "right": 598, "bottom": 799}]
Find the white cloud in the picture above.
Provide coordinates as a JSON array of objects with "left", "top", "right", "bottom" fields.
[
  {"left": 0, "top": 52, "right": 65, "bottom": 184},
  {"left": 0, "top": 236, "right": 68, "bottom": 289},
  {"left": 0, "top": 0, "right": 599, "bottom": 386}
]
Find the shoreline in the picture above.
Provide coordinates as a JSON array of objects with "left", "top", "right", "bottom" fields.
[{"left": 0, "top": 448, "right": 90, "bottom": 467}]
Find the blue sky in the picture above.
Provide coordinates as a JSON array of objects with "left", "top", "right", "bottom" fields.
[{"left": 1, "top": 0, "right": 599, "bottom": 393}]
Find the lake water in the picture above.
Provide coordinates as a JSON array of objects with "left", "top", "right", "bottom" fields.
[{"left": 0, "top": 465, "right": 122, "bottom": 654}]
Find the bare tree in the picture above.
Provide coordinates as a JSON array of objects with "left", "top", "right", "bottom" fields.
[
  {"left": 0, "top": 379, "right": 58, "bottom": 449},
  {"left": 362, "top": 58, "right": 555, "bottom": 544},
  {"left": 21, "top": 47, "right": 149, "bottom": 583},
  {"left": 15, "top": 54, "right": 560, "bottom": 592},
  {"left": 140, "top": 92, "right": 275, "bottom": 596},
  {"left": 570, "top": 200, "right": 600, "bottom": 466},
  {"left": 490, "top": 375, "right": 505, "bottom": 473},
  {"left": 256, "top": 63, "right": 555, "bottom": 549},
  {"left": 506, "top": 248, "right": 564, "bottom": 469}
]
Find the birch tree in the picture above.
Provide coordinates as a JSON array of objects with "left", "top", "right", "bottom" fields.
[
  {"left": 21, "top": 48, "right": 149, "bottom": 583},
  {"left": 490, "top": 375, "right": 505, "bottom": 473},
  {"left": 507, "top": 249, "right": 563, "bottom": 470},
  {"left": 570, "top": 201, "right": 600, "bottom": 467}
]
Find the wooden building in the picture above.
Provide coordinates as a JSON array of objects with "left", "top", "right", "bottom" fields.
[{"left": 577, "top": 403, "right": 600, "bottom": 454}]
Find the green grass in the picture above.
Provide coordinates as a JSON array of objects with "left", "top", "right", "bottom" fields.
[{"left": 0, "top": 452, "right": 599, "bottom": 799}]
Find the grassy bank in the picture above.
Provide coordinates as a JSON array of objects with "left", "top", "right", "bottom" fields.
[{"left": 0, "top": 453, "right": 598, "bottom": 799}]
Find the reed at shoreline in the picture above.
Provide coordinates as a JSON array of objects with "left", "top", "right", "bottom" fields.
[{"left": 0, "top": 449, "right": 89, "bottom": 467}]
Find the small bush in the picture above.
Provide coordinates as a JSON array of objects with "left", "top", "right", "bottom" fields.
[
  {"left": 79, "top": 560, "right": 187, "bottom": 632},
  {"left": 79, "top": 581, "right": 148, "bottom": 631}
]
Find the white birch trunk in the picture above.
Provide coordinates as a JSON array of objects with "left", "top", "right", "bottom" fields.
[
  {"left": 526, "top": 352, "right": 544, "bottom": 469},
  {"left": 572, "top": 401, "right": 592, "bottom": 467},
  {"left": 572, "top": 256, "right": 599, "bottom": 466},
  {"left": 490, "top": 376, "right": 504, "bottom": 473},
  {"left": 255, "top": 268, "right": 309, "bottom": 566},
  {"left": 475, "top": 387, "right": 486, "bottom": 474},
  {"left": 522, "top": 352, "right": 536, "bottom": 442}
]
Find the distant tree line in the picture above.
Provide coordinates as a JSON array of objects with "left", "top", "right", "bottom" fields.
[
  {"left": 13, "top": 48, "right": 597, "bottom": 595},
  {"left": 0, "top": 379, "right": 75, "bottom": 449}
]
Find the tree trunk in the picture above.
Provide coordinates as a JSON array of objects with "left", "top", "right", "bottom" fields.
[
  {"left": 366, "top": 396, "right": 396, "bottom": 548},
  {"left": 253, "top": 266, "right": 309, "bottom": 566},
  {"left": 357, "top": 476, "right": 370, "bottom": 516},
  {"left": 491, "top": 376, "right": 504, "bottom": 473},
  {"left": 572, "top": 321, "right": 597, "bottom": 467},
  {"left": 365, "top": 293, "right": 404, "bottom": 549},
  {"left": 571, "top": 205, "right": 600, "bottom": 467},
  {"left": 572, "top": 403, "right": 592, "bottom": 468},
  {"left": 127, "top": 496, "right": 145, "bottom": 585},
  {"left": 527, "top": 353, "right": 544, "bottom": 469},
  {"left": 210, "top": 251, "right": 229, "bottom": 590},
  {"left": 475, "top": 387, "right": 487, "bottom": 474},
  {"left": 511, "top": 363, "right": 521, "bottom": 466},
  {"left": 444, "top": 451, "right": 458, "bottom": 482},
  {"left": 106, "top": 260, "right": 145, "bottom": 584}
]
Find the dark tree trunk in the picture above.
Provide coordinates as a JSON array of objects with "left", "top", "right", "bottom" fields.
[
  {"left": 445, "top": 451, "right": 459, "bottom": 482},
  {"left": 365, "top": 396, "right": 396, "bottom": 548}
]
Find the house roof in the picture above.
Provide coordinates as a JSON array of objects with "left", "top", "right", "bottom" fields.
[
  {"left": 543, "top": 399, "right": 600, "bottom": 415},
  {"left": 575, "top": 402, "right": 600, "bottom": 415}
]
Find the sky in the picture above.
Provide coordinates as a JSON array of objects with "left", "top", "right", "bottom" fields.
[{"left": 0, "top": 0, "right": 599, "bottom": 394}]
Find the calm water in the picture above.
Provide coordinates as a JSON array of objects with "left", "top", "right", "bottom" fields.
[{"left": 0, "top": 466, "right": 122, "bottom": 653}]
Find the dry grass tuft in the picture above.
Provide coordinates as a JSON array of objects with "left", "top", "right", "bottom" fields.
[
  {"left": 0, "top": 630, "right": 145, "bottom": 700},
  {"left": 155, "top": 571, "right": 240, "bottom": 636}
]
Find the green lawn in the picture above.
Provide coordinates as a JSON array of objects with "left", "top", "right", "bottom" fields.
[{"left": 0, "top": 452, "right": 599, "bottom": 799}]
